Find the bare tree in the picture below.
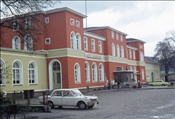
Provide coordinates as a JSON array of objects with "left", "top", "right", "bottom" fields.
[
  {"left": 154, "top": 39, "right": 175, "bottom": 82},
  {"left": 0, "top": 0, "right": 58, "bottom": 50},
  {"left": 166, "top": 30, "right": 175, "bottom": 43}
]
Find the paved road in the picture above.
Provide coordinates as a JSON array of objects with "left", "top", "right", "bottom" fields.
[{"left": 21, "top": 88, "right": 175, "bottom": 119}]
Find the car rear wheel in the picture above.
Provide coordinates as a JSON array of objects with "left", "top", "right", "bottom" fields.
[
  {"left": 150, "top": 84, "right": 153, "bottom": 86},
  {"left": 48, "top": 101, "right": 54, "bottom": 109},
  {"left": 78, "top": 102, "right": 86, "bottom": 110},
  {"left": 162, "top": 84, "right": 165, "bottom": 86}
]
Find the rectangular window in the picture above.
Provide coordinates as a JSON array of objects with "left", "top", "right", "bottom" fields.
[
  {"left": 133, "top": 50, "right": 136, "bottom": 59},
  {"left": 98, "top": 41, "right": 102, "bottom": 53},
  {"left": 70, "top": 18, "right": 74, "bottom": 26},
  {"left": 129, "top": 49, "right": 132, "bottom": 59},
  {"left": 116, "top": 33, "right": 118, "bottom": 40},
  {"left": 120, "top": 34, "right": 123, "bottom": 42},
  {"left": 84, "top": 37, "right": 88, "bottom": 50},
  {"left": 91, "top": 39, "right": 95, "bottom": 52},
  {"left": 45, "top": 17, "right": 49, "bottom": 24},
  {"left": 76, "top": 20, "right": 80, "bottom": 27},
  {"left": 116, "top": 67, "right": 122, "bottom": 71},
  {"left": 13, "top": 19, "right": 19, "bottom": 31},
  {"left": 25, "top": 17, "right": 31, "bottom": 29},
  {"left": 45, "top": 38, "right": 51, "bottom": 45},
  {"left": 111, "top": 31, "right": 114, "bottom": 39}
]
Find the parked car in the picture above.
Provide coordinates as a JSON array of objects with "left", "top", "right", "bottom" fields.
[
  {"left": 38, "top": 89, "right": 99, "bottom": 110},
  {"left": 149, "top": 80, "right": 169, "bottom": 86}
]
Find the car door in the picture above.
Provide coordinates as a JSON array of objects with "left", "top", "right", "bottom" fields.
[
  {"left": 51, "top": 90, "right": 62, "bottom": 106},
  {"left": 61, "top": 90, "right": 75, "bottom": 106}
]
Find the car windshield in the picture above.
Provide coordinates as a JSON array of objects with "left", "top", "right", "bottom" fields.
[{"left": 72, "top": 89, "right": 83, "bottom": 96}]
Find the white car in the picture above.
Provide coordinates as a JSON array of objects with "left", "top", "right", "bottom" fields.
[{"left": 38, "top": 89, "right": 99, "bottom": 110}]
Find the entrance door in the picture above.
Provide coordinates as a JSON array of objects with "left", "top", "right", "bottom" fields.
[
  {"left": 151, "top": 72, "right": 154, "bottom": 82},
  {"left": 52, "top": 62, "right": 61, "bottom": 89}
]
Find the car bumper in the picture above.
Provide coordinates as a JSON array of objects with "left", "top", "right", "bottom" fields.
[{"left": 87, "top": 101, "right": 99, "bottom": 106}]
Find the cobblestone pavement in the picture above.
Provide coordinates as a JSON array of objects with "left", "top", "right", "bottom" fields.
[{"left": 13, "top": 88, "right": 175, "bottom": 119}]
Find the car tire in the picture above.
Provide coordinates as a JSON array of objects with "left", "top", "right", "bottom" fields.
[
  {"left": 78, "top": 102, "right": 86, "bottom": 110},
  {"left": 150, "top": 84, "right": 153, "bottom": 86},
  {"left": 48, "top": 101, "right": 54, "bottom": 109},
  {"left": 162, "top": 84, "right": 165, "bottom": 86}
]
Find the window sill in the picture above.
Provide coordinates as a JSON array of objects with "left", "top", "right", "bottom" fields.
[
  {"left": 75, "top": 82, "right": 81, "bottom": 84},
  {"left": 29, "top": 83, "right": 38, "bottom": 85},
  {"left": 13, "top": 84, "right": 23, "bottom": 86},
  {"left": 0, "top": 84, "right": 7, "bottom": 86}
]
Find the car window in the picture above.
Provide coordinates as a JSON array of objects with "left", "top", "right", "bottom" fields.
[
  {"left": 52, "top": 91, "right": 62, "bottom": 96},
  {"left": 63, "top": 91, "right": 73, "bottom": 96}
]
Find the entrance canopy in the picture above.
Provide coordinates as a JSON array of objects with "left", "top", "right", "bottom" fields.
[{"left": 113, "top": 70, "right": 135, "bottom": 86}]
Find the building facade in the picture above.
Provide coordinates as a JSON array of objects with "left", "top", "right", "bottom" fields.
[
  {"left": 145, "top": 56, "right": 160, "bottom": 82},
  {"left": 0, "top": 7, "right": 146, "bottom": 93}
]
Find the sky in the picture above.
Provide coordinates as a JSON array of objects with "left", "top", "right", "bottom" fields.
[{"left": 47, "top": 1, "right": 175, "bottom": 57}]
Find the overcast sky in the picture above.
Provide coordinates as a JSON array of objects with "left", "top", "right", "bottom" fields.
[{"left": 48, "top": 1, "right": 175, "bottom": 57}]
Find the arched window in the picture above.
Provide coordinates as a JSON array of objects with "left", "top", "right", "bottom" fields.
[
  {"left": 121, "top": 46, "right": 124, "bottom": 58},
  {"left": 28, "top": 62, "right": 37, "bottom": 84},
  {"left": 76, "top": 33, "right": 81, "bottom": 50},
  {"left": 99, "top": 64, "right": 104, "bottom": 82},
  {"left": 117, "top": 45, "right": 120, "bottom": 57},
  {"left": 13, "top": 61, "right": 22, "bottom": 85},
  {"left": 112, "top": 43, "right": 116, "bottom": 56},
  {"left": 12, "top": 36, "right": 21, "bottom": 50},
  {"left": 92, "top": 63, "right": 97, "bottom": 82},
  {"left": 0, "top": 59, "right": 6, "bottom": 84},
  {"left": 70, "top": 32, "right": 75, "bottom": 49},
  {"left": 85, "top": 62, "right": 90, "bottom": 82},
  {"left": 142, "top": 69, "right": 144, "bottom": 80},
  {"left": 24, "top": 34, "right": 33, "bottom": 51},
  {"left": 74, "top": 63, "right": 81, "bottom": 83}
]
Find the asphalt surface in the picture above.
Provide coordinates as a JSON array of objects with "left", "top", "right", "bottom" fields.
[{"left": 17, "top": 87, "right": 175, "bottom": 119}]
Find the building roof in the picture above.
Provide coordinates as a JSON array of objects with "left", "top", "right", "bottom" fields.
[
  {"left": 45, "top": 7, "right": 86, "bottom": 18},
  {"left": 126, "top": 38, "right": 146, "bottom": 43},
  {"left": 1, "top": 7, "right": 86, "bottom": 22},
  {"left": 145, "top": 56, "right": 159, "bottom": 65},
  {"left": 84, "top": 26, "right": 128, "bottom": 36}
]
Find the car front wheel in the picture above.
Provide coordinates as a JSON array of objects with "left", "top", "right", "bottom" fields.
[
  {"left": 48, "top": 101, "right": 54, "bottom": 109},
  {"left": 78, "top": 102, "right": 86, "bottom": 110}
]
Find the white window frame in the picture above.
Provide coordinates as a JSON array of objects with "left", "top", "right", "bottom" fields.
[
  {"left": 91, "top": 39, "right": 95, "bottom": 52},
  {"left": 12, "top": 60, "right": 23, "bottom": 85},
  {"left": 121, "top": 46, "right": 124, "bottom": 58},
  {"left": 85, "top": 62, "right": 90, "bottom": 82},
  {"left": 120, "top": 34, "right": 123, "bottom": 42},
  {"left": 98, "top": 41, "right": 102, "bottom": 53},
  {"left": 116, "top": 33, "right": 119, "bottom": 40},
  {"left": 45, "top": 17, "right": 49, "bottom": 24},
  {"left": 28, "top": 61, "right": 38, "bottom": 85},
  {"left": 70, "top": 31, "right": 76, "bottom": 49},
  {"left": 45, "top": 38, "right": 51, "bottom": 45},
  {"left": 133, "top": 50, "right": 136, "bottom": 60},
  {"left": 70, "top": 18, "right": 74, "bottom": 26},
  {"left": 13, "top": 19, "right": 19, "bottom": 31},
  {"left": 99, "top": 63, "right": 104, "bottom": 82},
  {"left": 76, "top": 33, "right": 81, "bottom": 50},
  {"left": 129, "top": 49, "right": 132, "bottom": 59},
  {"left": 74, "top": 63, "right": 81, "bottom": 83},
  {"left": 111, "top": 31, "right": 114, "bottom": 39},
  {"left": 0, "top": 59, "right": 6, "bottom": 85},
  {"left": 24, "top": 34, "right": 33, "bottom": 51},
  {"left": 112, "top": 43, "right": 116, "bottom": 56},
  {"left": 76, "top": 20, "right": 80, "bottom": 27},
  {"left": 92, "top": 63, "right": 98, "bottom": 82},
  {"left": 84, "top": 37, "right": 88, "bottom": 51},
  {"left": 117, "top": 45, "right": 120, "bottom": 57},
  {"left": 25, "top": 16, "right": 31, "bottom": 29},
  {"left": 12, "top": 36, "right": 21, "bottom": 50}
]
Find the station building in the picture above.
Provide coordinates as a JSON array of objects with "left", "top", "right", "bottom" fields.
[{"left": 0, "top": 7, "right": 146, "bottom": 93}]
